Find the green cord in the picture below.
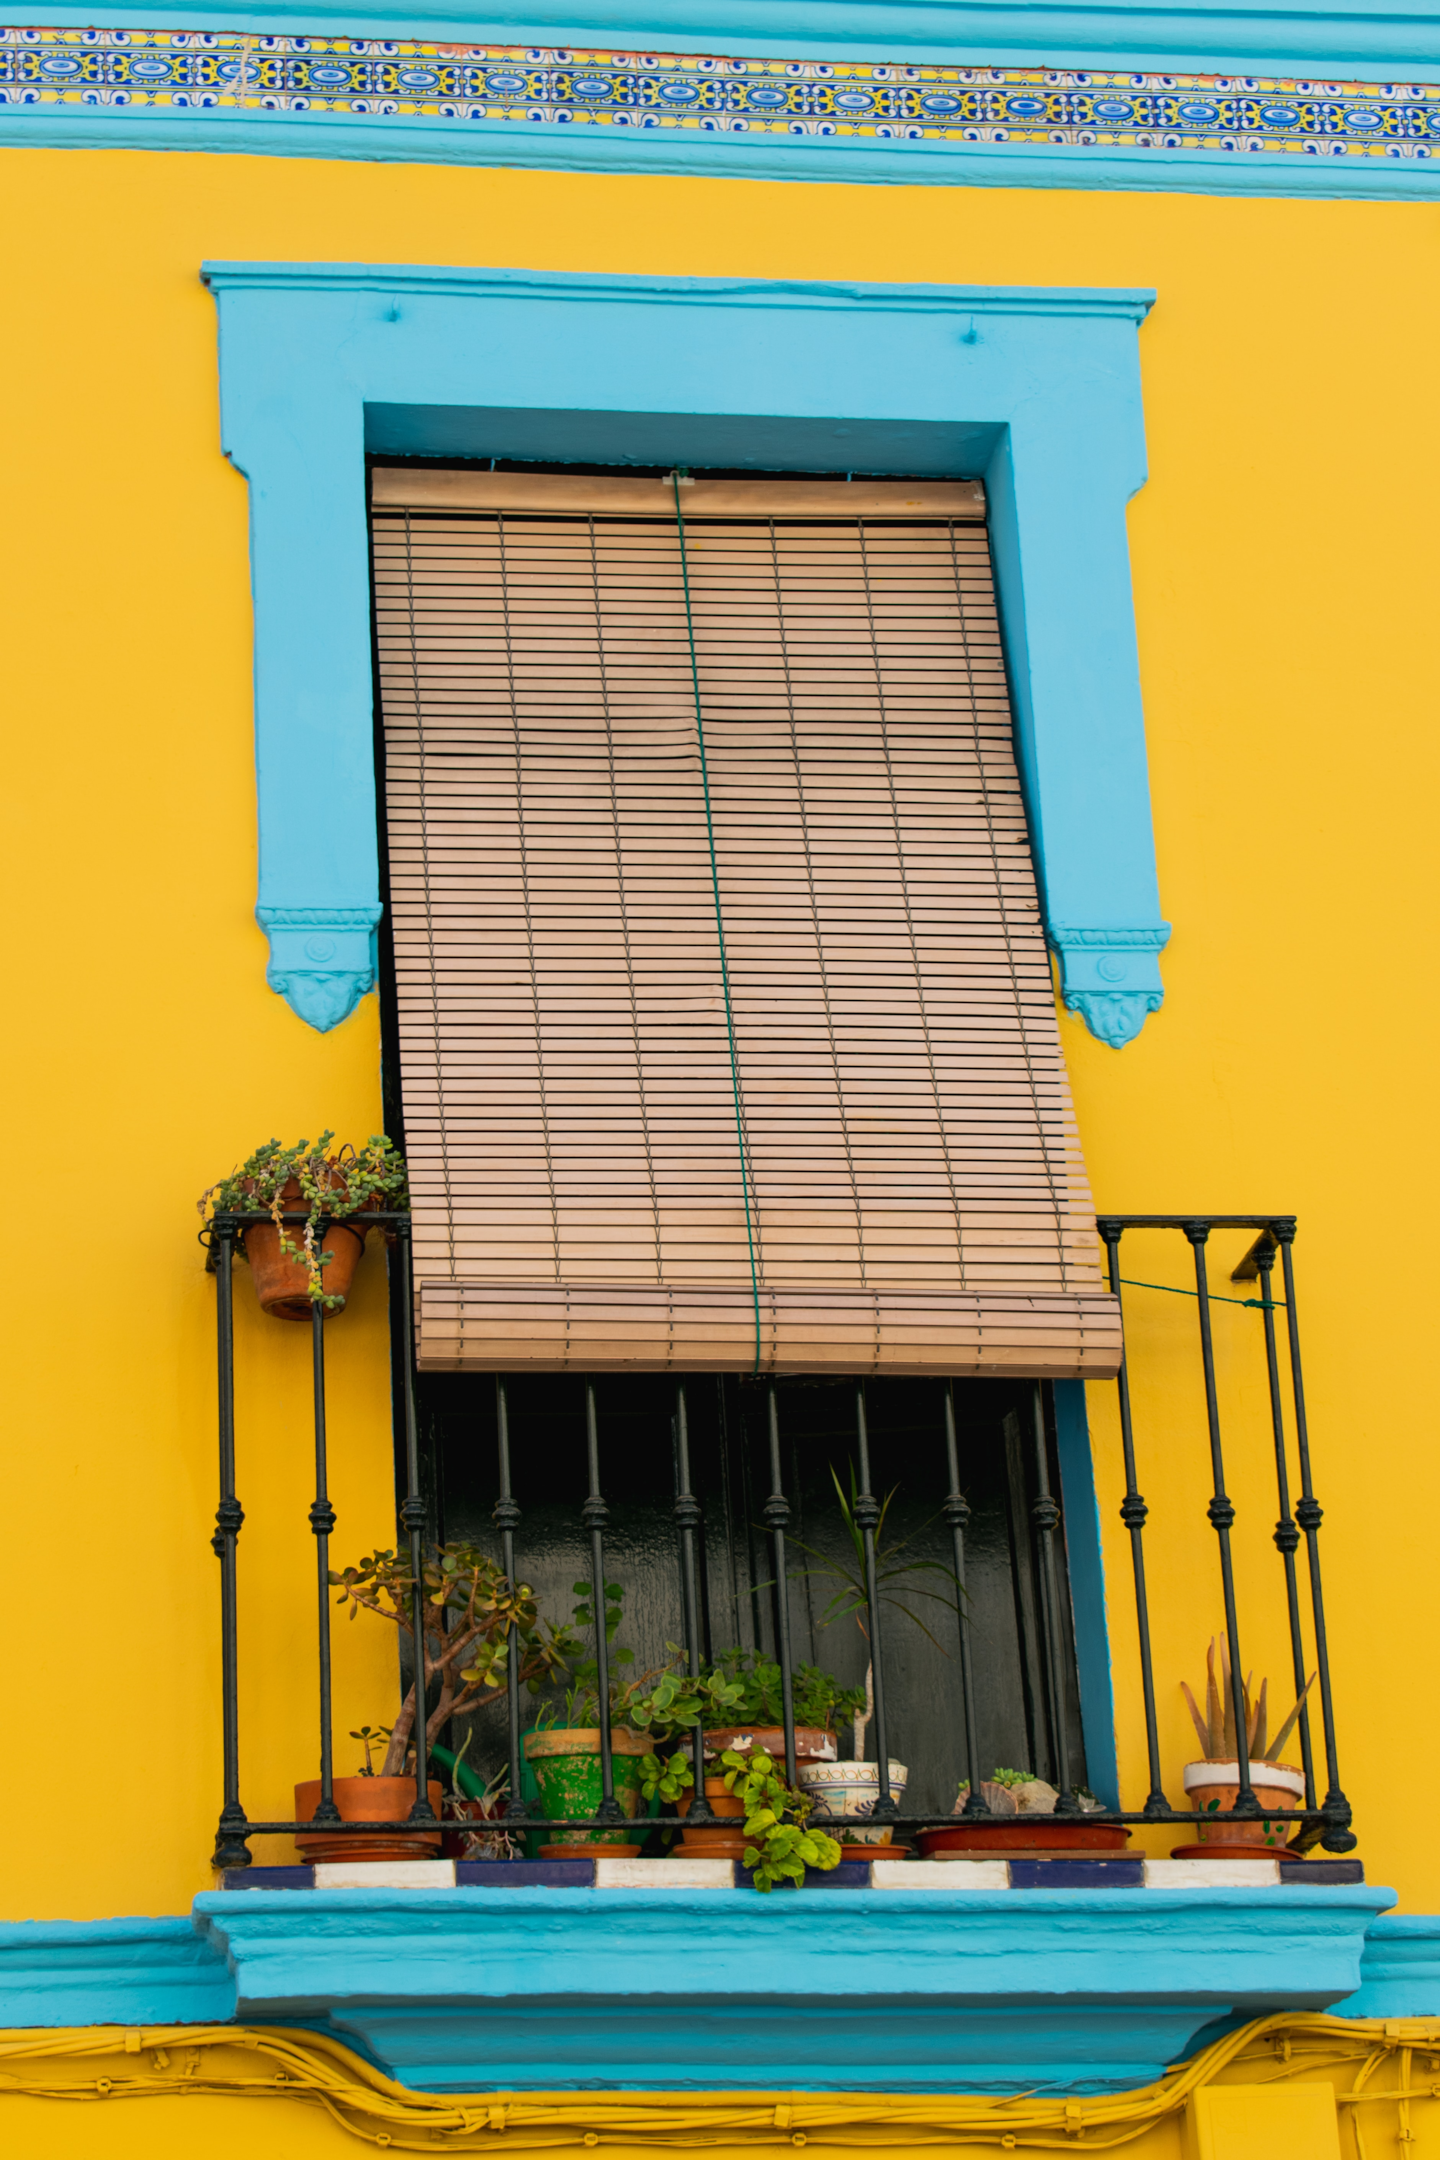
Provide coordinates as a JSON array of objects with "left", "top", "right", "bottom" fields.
[
  {"left": 1119, "top": 1277, "right": 1285, "bottom": 1312},
  {"left": 671, "top": 471, "right": 763, "bottom": 1373}
]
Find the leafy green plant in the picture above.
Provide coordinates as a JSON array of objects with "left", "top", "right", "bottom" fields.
[
  {"left": 529, "top": 1579, "right": 638, "bottom": 1729},
  {"left": 625, "top": 1646, "right": 867, "bottom": 1744},
  {"left": 719, "top": 1746, "right": 842, "bottom": 1892},
  {"left": 199, "top": 1133, "right": 409, "bottom": 1308},
  {"left": 639, "top": 1747, "right": 696, "bottom": 1808},
  {"left": 791, "top": 1465, "right": 958, "bottom": 1760},
  {"left": 349, "top": 1724, "right": 391, "bottom": 1776},
  {"left": 1181, "top": 1636, "right": 1316, "bottom": 1764},
  {"left": 330, "top": 1541, "right": 579, "bottom": 1777}
]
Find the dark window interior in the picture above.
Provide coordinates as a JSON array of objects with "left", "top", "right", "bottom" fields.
[{"left": 414, "top": 1371, "right": 1088, "bottom": 1818}]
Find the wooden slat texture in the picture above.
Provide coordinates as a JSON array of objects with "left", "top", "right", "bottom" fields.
[
  {"left": 374, "top": 490, "right": 1118, "bottom": 1376},
  {"left": 371, "top": 468, "right": 987, "bottom": 520}
]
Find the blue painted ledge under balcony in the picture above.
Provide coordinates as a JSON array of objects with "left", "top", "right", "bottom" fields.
[
  {"left": 0, "top": 1886, "right": 1414, "bottom": 2095},
  {"left": 185, "top": 1883, "right": 1391, "bottom": 2094}
]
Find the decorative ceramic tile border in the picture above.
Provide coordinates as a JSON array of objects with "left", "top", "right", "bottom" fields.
[
  {"left": 213, "top": 1854, "right": 1369, "bottom": 1889},
  {"left": 2, "top": 24, "right": 1437, "bottom": 166}
]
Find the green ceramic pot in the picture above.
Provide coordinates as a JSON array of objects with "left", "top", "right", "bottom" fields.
[{"left": 522, "top": 1727, "right": 649, "bottom": 1847}]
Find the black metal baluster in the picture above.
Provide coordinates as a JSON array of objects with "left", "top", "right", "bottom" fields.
[
  {"left": 494, "top": 1378, "right": 527, "bottom": 1825},
  {"left": 1098, "top": 1221, "right": 1169, "bottom": 1814},
  {"left": 674, "top": 1385, "right": 712, "bottom": 1819},
  {"left": 1029, "top": 1384, "right": 1080, "bottom": 1814},
  {"left": 1185, "top": 1222, "right": 1255, "bottom": 1814},
  {"left": 584, "top": 1384, "right": 623, "bottom": 1821},
  {"left": 852, "top": 1386, "right": 895, "bottom": 1813},
  {"left": 1274, "top": 1224, "right": 1355, "bottom": 1853},
  {"left": 943, "top": 1385, "right": 986, "bottom": 1817},
  {"left": 211, "top": 1223, "right": 250, "bottom": 1869},
  {"left": 396, "top": 1221, "right": 435, "bottom": 1825},
  {"left": 764, "top": 1386, "right": 798, "bottom": 1788},
  {"left": 1254, "top": 1239, "right": 1316, "bottom": 1812},
  {"left": 309, "top": 1261, "right": 340, "bottom": 1826}
]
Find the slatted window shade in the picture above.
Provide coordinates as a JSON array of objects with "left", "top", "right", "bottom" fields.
[{"left": 372, "top": 469, "right": 1120, "bottom": 1376}]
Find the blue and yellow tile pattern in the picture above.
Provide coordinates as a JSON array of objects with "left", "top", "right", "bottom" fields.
[{"left": 1, "top": 23, "right": 1437, "bottom": 164}]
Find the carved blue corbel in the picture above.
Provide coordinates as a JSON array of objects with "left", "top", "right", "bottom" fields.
[
  {"left": 256, "top": 906, "right": 382, "bottom": 1033},
  {"left": 1049, "top": 924, "right": 1173, "bottom": 1049},
  {"left": 206, "top": 264, "right": 1169, "bottom": 1043}
]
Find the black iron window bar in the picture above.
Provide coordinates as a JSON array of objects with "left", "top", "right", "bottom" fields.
[{"left": 203, "top": 1210, "right": 1353, "bottom": 1863}]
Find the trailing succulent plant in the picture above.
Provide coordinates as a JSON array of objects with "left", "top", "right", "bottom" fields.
[
  {"left": 638, "top": 1744, "right": 842, "bottom": 1892},
  {"left": 198, "top": 1133, "right": 409, "bottom": 1308},
  {"left": 1181, "top": 1635, "right": 1316, "bottom": 1764}
]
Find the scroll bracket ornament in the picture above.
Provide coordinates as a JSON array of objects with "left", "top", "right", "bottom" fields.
[
  {"left": 1048, "top": 923, "right": 1172, "bottom": 1049},
  {"left": 256, "top": 906, "right": 383, "bottom": 1033}
]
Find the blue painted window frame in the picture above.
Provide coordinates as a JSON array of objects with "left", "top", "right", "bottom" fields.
[{"left": 204, "top": 261, "right": 1168, "bottom": 1045}]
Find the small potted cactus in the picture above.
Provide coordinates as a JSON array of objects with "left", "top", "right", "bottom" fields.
[{"left": 1179, "top": 1637, "right": 1316, "bottom": 1849}]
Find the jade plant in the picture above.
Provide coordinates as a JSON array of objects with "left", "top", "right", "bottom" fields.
[
  {"left": 330, "top": 1541, "right": 579, "bottom": 1777},
  {"left": 1181, "top": 1637, "right": 1316, "bottom": 1765},
  {"left": 640, "top": 1743, "right": 842, "bottom": 1892},
  {"left": 198, "top": 1133, "right": 409, "bottom": 1308}
]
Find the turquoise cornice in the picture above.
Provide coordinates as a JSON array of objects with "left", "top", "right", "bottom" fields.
[
  {"left": 4, "top": 21, "right": 1437, "bottom": 199},
  {"left": 20, "top": 0, "right": 1440, "bottom": 80},
  {"left": 202, "top": 260, "right": 1170, "bottom": 1042}
]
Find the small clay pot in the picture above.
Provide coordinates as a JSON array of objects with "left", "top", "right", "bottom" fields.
[
  {"left": 295, "top": 1775, "right": 443, "bottom": 1864},
  {"left": 523, "top": 1727, "right": 649, "bottom": 1848},
  {"left": 1183, "top": 1759, "right": 1304, "bottom": 1846},
  {"left": 677, "top": 1773, "right": 747, "bottom": 1854},
  {"left": 243, "top": 1178, "right": 369, "bottom": 1321}
]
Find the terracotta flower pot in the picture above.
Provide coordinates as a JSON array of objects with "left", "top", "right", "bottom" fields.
[
  {"left": 294, "top": 1775, "right": 443, "bottom": 1864},
  {"left": 523, "top": 1727, "right": 649, "bottom": 1849},
  {"left": 243, "top": 1178, "right": 369, "bottom": 1321},
  {"left": 703, "top": 1725, "right": 837, "bottom": 1766},
  {"left": 677, "top": 1773, "right": 749, "bottom": 1856},
  {"left": 919, "top": 1820, "right": 1130, "bottom": 1856},
  {"left": 1183, "top": 1759, "right": 1305, "bottom": 1847}
]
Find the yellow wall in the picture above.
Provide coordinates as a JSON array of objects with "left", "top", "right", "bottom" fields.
[{"left": 1, "top": 144, "right": 1435, "bottom": 1922}]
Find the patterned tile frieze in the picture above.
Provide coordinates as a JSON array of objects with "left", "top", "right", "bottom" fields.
[{"left": 1, "top": 23, "right": 1437, "bottom": 163}]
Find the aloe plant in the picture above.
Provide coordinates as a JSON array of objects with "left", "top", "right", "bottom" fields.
[{"left": 1181, "top": 1636, "right": 1316, "bottom": 1764}]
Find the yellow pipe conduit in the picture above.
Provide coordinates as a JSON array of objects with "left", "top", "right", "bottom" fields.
[{"left": 0, "top": 2014, "right": 1437, "bottom": 2152}]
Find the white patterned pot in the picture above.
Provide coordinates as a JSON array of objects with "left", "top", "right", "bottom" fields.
[{"left": 796, "top": 1760, "right": 909, "bottom": 1845}]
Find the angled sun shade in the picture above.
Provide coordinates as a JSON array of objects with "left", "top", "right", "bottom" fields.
[{"left": 372, "top": 468, "right": 1120, "bottom": 1377}]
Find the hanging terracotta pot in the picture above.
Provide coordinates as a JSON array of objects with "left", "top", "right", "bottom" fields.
[
  {"left": 243, "top": 1178, "right": 369, "bottom": 1321},
  {"left": 294, "top": 1775, "right": 444, "bottom": 1864}
]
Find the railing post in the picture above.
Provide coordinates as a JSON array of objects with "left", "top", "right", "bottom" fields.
[
  {"left": 852, "top": 1385, "right": 895, "bottom": 1814},
  {"left": 493, "top": 1377, "right": 528, "bottom": 1824},
  {"left": 943, "top": 1384, "right": 987, "bottom": 1817},
  {"left": 1029, "top": 1384, "right": 1079, "bottom": 1814},
  {"left": 1097, "top": 1220, "right": 1169, "bottom": 1815},
  {"left": 1274, "top": 1224, "right": 1355, "bottom": 1853},
  {"left": 1184, "top": 1221, "right": 1256, "bottom": 1815},
  {"left": 1254, "top": 1238, "right": 1317, "bottom": 1813},
  {"left": 584, "top": 1383, "right": 624, "bottom": 1821},
  {"left": 763, "top": 1385, "right": 799, "bottom": 1789},
  {"left": 309, "top": 1264, "right": 340, "bottom": 1825},
  {"left": 673, "top": 1385, "right": 713, "bottom": 1818},
  {"left": 395, "top": 1219, "right": 435, "bottom": 1825},
  {"left": 211, "top": 1222, "right": 250, "bottom": 1869}
]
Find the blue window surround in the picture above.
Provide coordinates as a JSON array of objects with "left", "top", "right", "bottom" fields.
[{"left": 204, "top": 259, "right": 1168, "bottom": 1046}]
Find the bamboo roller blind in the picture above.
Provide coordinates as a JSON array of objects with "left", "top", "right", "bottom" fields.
[{"left": 373, "top": 468, "right": 1120, "bottom": 1376}]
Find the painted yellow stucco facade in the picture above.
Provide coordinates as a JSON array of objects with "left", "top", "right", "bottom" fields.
[{"left": 1, "top": 108, "right": 1436, "bottom": 2157}]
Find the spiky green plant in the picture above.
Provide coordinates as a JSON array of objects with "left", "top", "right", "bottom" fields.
[{"left": 1181, "top": 1636, "right": 1316, "bottom": 1765}]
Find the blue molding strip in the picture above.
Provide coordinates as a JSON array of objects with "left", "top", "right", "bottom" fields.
[
  {"left": 4, "top": 26, "right": 1438, "bottom": 199},
  {"left": 204, "top": 260, "right": 1170, "bottom": 1042},
  {"left": 1335, "top": 1915, "right": 1440, "bottom": 2016},
  {"left": 1053, "top": 1379, "right": 1120, "bottom": 1809},
  {"left": 18, "top": 0, "right": 1440, "bottom": 86}
]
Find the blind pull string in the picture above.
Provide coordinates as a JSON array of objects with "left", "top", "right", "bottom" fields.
[
  {"left": 669, "top": 469, "right": 764, "bottom": 1375},
  {"left": 1119, "top": 1276, "right": 1287, "bottom": 1312}
]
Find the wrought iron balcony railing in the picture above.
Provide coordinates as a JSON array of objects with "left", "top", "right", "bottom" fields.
[{"left": 202, "top": 1210, "right": 1353, "bottom": 1867}]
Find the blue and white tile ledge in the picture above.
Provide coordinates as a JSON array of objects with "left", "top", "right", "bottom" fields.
[
  {"left": 0, "top": 1878, "right": 1404, "bottom": 2093},
  {"left": 2, "top": 25, "right": 1438, "bottom": 195}
]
